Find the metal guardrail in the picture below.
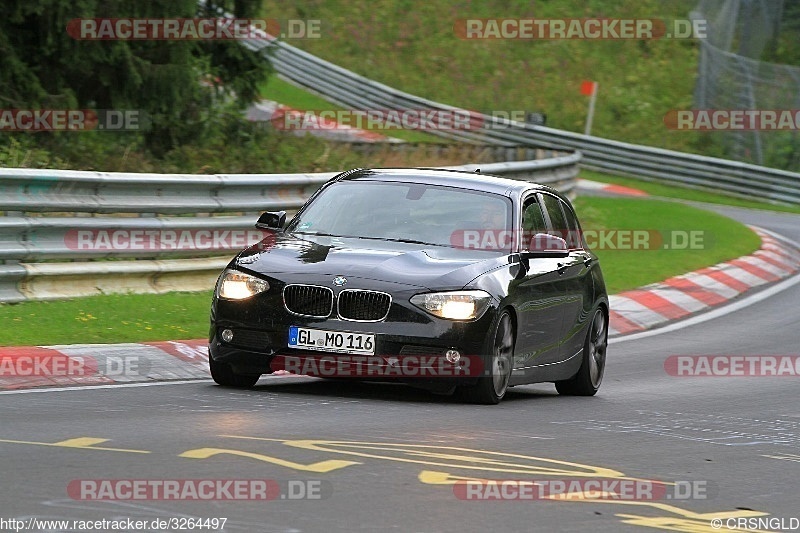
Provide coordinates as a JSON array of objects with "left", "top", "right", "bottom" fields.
[
  {"left": 0, "top": 153, "right": 580, "bottom": 302},
  {"left": 344, "top": 142, "right": 566, "bottom": 163},
  {"left": 0, "top": 169, "right": 335, "bottom": 214},
  {"left": 0, "top": 215, "right": 264, "bottom": 261},
  {"left": 238, "top": 30, "right": 800, "bottom": 205}
]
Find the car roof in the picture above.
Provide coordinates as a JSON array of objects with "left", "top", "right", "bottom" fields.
[{"left": 334, "top": 167, "right": 564, "bottom": 200}]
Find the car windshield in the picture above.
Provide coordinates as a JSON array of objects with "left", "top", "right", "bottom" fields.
[{"left": 285, "top": 180, "right": 513, "bottom": 249}]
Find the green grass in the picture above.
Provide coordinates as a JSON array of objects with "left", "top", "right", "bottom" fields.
[
  {"left": 260, "top": 76, "right": 342, "bottom": 112},
  {"left": 581, "top": 169, "right": 800, "bottom": 214},
  {"left": 0, "top": 198, "right": 760, "bottom": 346},
  {"left": 260, "top": 0, "right": 708, "bottom": 154},
  {"left": 0, "top": 292, "right": 213, "bottom": 347},
  {"left": 574, "top": 197, "right": 761, "bottom": 294},
  {"left": 260, "top": 76, "right": 445, "bottom": 143}
]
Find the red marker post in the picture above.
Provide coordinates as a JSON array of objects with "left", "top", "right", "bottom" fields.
[{"left": 581, "top": 80, "right": 598, "bottom": 135}]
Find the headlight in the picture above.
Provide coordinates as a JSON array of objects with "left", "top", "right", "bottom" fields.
[
  {"left": 216, "top": 269, "right": 270, "bottom": 300},
  {"left": 410, "top": 290, "right": 492, "bottom": 320}
]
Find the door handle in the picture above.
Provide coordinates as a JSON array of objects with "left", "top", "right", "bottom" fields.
[
  {"left": 557, "top": 262, "right": 568, "bottom": 274},
  {"left": 583, "top": 257, "right": 593, "bottom": 267}
]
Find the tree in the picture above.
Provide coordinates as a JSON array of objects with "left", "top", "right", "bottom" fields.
[{"left": 0, "top": 0, "right": 272, "bottom": 155}]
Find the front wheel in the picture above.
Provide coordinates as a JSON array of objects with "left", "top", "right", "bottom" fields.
[
  {"left": 210, "top": 357, "right": 261, "bottom": 388},
  {"left": 556, "top": 308, "right": 608, "bottom": 396},
  {"left": 459, "top": 310, "right": 514, "bottom": 405}
]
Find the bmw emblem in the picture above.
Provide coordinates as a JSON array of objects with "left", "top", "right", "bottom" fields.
[{"left": 333, "top": 276, "right": 347, "bottom": 287}]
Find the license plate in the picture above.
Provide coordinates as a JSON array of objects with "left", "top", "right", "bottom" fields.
[{"left": 288, "top": 326, "right": 375, "bottom": 355}]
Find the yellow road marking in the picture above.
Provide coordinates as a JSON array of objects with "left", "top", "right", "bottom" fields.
[
  {"left": 217, "top": 436, "right": 771, "bottom": 532},
  {"left": 420, "top": 469, "right": 770, "bottom": 532},
  {"left": 616, "top": 513, "right": 772, "bottom": 533},
  {"left": 761, "top": 453, "right": 800, "bottom": 463},
  {"left": 178, "top": 447, "right": 359, "bottom": 473},
  {"left": 220, "top": 436, "right": 631, "bottom": 478},
  {"left": 0, "top": 436, "right": 150, "bottom": 454}
]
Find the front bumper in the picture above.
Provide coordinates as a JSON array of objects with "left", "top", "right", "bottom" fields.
[{"left": 208, "top": 288, "right": 496, "bottom": 383}]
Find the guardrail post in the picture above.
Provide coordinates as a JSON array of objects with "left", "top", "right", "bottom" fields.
[{"left": 3, "top": 211, "right": 22, "bottom": 265}]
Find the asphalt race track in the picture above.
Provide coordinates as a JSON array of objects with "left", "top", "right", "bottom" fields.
[{"left": 1, "top": 205, "right": 798, "bottom": 533}]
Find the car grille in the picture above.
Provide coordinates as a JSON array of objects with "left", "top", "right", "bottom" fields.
[
  {"left": 337, "top": 290, "right": 392, "bottom": 321},
  {"left": 283, "top": 285, "right": 334, "bottom": 317}
]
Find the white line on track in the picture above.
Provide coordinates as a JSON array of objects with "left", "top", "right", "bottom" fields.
[
  {"left": 0, "top": 379, "right": 213, "bottom": 395},
  {"left": 0, "top": 374, "right": 312, "bottom": 395}
]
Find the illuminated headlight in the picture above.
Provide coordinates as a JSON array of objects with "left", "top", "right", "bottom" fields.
[
  {"left": 410, "top": 290, "right": 492, "bottom": 321},
  {"left": 216, "top": 269, "right": 270, "bottom": 300}
]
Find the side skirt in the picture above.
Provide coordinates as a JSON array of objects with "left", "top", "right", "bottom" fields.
[{"left": 508, "top": 347, "right": 582, "bottom": 386}]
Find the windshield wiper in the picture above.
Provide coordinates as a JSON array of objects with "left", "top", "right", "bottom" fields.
[
  {"left": 292, "top": 231, "right": 444, "bottom": 247},
  {"left": 292, "top": 231, "right": 340, "bottom": 237},
  {"left": 367, "top": 236, "right": 445, "bottom": 247}
]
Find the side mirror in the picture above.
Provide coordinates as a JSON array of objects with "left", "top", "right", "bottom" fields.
[
  {"left": 524, "top": 233, "right": 569, "bottom": 258},
  {"left": 255, "top": 211, "right": 286, "bottom": 230}
]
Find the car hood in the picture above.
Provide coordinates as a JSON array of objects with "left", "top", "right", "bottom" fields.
[{"left": 232, "top": 233, "right": 509, "bottom": 290}]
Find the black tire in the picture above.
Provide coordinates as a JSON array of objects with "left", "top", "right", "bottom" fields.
[
  {"left": 555, "top": 308, "right": 608, "bottom": 396},
  {"left": 459, "top": 310, "right": 514, "bottom": 405},
  {"left": 209, "top": 357, "right": 261, "bottom": 388}
]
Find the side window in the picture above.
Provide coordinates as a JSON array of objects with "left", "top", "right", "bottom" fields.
[
  {"left": 560, "top": 200, "right": 584, "bottom": 249},
  {"left": 541, "top": 194, "right": 582, "bottom": 249},
  {"left": 521, "top": 196, "right": 546, "bottom": 236},
  {"left": 541, "top": 194, "right": 568, "bottom": 241}
]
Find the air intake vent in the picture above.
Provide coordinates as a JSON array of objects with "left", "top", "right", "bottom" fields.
[{"left": 221, "top": 329, "right": 270, "bottom": 351}]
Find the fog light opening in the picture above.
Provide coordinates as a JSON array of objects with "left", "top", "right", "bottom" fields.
[
  {"left": 221, "top": 329, "right": 234, "bottom": 343},
  {"left": 444, "top": 349, "right": 461, "bottom": 364}
]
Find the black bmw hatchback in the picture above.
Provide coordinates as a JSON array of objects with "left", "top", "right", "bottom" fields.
[{"left": 209, "top": 168, "right": 609, "bottom": 404}]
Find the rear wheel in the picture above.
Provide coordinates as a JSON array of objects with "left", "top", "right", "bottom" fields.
[
  {"left": 460, "top": 311, "right": 514, "bottom": 405},
  {"left": 555, "top": 308, "right": 607, "bottom": 396},
  {"left": 210, "top": 358, "right": 261, "bottom": 388}
]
